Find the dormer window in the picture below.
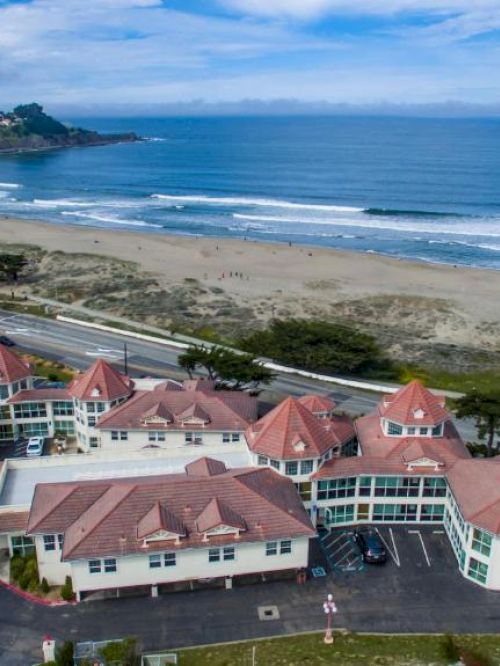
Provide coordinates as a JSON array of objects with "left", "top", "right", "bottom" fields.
[
  {"left": 413, "top": 408, "right": 425, "bottom": 419},
  {"left": 293, "top": 440, "right": 306, "bottom": 453},
  {"left": 91, "top": 387, "right": 101, "bottom": 398},
  {"left": 387, "top": 421, "right": 403, "bottom": 436}
]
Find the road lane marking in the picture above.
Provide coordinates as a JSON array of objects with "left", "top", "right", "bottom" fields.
[{"left": 408, "top": 530, "right": 431, "bottom": 567}]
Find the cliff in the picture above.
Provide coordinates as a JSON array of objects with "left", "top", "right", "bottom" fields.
[{"left": 0, "top": 103, "right": 139, "bottom": 154}]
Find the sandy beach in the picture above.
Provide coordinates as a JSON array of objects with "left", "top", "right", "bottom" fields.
[{"left": 0, "top": 216, "right": 498, "bottom": 371}]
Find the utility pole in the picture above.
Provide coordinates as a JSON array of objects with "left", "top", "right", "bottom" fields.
[{"left": 124, "top": 342, "right": 128, "bottom": 376}]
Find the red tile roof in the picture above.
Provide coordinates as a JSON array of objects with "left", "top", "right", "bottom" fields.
[
  {"left": 96, "top": 388, "right": 257, "bottom": 432},
  {"left": 0, "top": 510, "right": 29, "bottom": 534},
  {"left": 68, "top": 359, "right": 132, "bottom": 402},
  {"left": 0, "top": 346, "right": 31, "bottom": 383},
  {"left": 356, "top": 413, "right": 469, "bottom": 466},
  {"left": 446, "top": 460, "right": 500, "bottom": 535},
  {"left": 137, "top": 502, "right": 186, "bottom": 540},
  {"left": 27, "top": 463, "right": 315, "bottom": 560},
  {"left": 195, "top": 497, "right": 247, "bottom": 533},
  {"left": 379, "top": 380, "right": 449, "bottom": 426},
  {"left": 246, "top": 397, "right": 355, "bottom": 460},
  {"left": 185, "top": 457, "right": 228, "bottom": 477},
  {"left": 298, "top": 395, "right": 336, "bottom": 414},
  {"left": 8, "top": 388, "right": 71, "bottom": 403},
  {"left": 313, "top": 455, "right": 445, "bottom": 479}
]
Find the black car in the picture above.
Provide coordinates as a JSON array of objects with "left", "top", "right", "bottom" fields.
[
  {"left": 354, "top": 528, "right": 387, "bottom": 564},
  {"left": 0, "top": 335, "right": 15, "bottom": 347}
]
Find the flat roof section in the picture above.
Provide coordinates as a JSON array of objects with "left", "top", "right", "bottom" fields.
[{"left": 0, "top": 450, "right": 252, "bottom": 509}]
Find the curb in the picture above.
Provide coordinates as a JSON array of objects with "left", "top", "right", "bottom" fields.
[{"left": 0, "top": 578, "right": 76, "bottom": 607}]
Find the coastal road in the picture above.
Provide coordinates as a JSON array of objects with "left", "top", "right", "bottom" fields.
[{"left": 0, "top": 309, "right": 477, "bottom": 440}]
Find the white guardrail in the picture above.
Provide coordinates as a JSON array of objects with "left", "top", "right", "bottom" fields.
[
  {"left": 56, "top": 314, "right": 401, "bottom": 394},
  {"left": 57, "top": 314, "right": 433, "bottom": 395}
]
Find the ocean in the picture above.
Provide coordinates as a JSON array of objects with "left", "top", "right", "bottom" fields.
[{"left": 0, "top": 115, "right": 500, "bottom": 268}]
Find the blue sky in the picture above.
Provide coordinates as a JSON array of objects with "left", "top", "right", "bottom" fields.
[{"left": 1, "top": 0, "right": 500, "bottom": 108}]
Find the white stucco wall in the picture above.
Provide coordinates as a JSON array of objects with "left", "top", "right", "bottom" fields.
[
  {"left": 35, "top": 536, "right": 72, "bottom": 585},
  {"left": 69, "top": 537, "right": 310, "bottom": 594}
]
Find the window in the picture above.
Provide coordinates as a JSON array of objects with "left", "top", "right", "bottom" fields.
[
  {"left": 419, "top": 427, "right": 429, "bottom": 436},
  {"left": 231, "top": 433, "right": 240, "bottom": 442},
  {"left": 300, "top": 460, "right": 314, "bottom": 475},
  {"left": 149, "top": 554, "right": 161, "bottom": 568},
  {"left": 43, "top": 535, "right": 56, "bottom": 552},
  {"left": 374, "top": 476, "right": 420, "bottom": 498},
  {"left": 297, "top": 481, "right": 312, "bottom": 502},
  {"left": 324, "top": 504, "right": 355, "bottom": 525},
  {"left": 13, "top": 402, "right": 47, "bottom": 419},
  {"left": 472, "top": 528, "right": 492, "bottom": 557},
  {"left": 407, "top": 427, "right": 416, "bottom": 435},
  {"left": 420, "top": 504, "right": 445, "bottom": 522},
  {"left": 468, "top": 557, "right": 488, "bottom": 584},
  {"left": 357, "top": 503, "right": 370, "bottom": 520},
  {"left": 86, "top": 402, "right": 96, "bottom": 413},
  {"left": 87, "top": 416, "right": 96, "bottom": 427},
  {"left": 120, "top": 431, "right": 128, "bottom": 441},
  {"left": 17, "top": 422, "right": 49, "bottom": 437},
  {"left": 97, "top": 402, "right": 106, "bottom": 413},
  {"left": 280, "top": 540, "right": 292, "bottom": 554},
  {"left": 317, "top": 478, "right": 356, "bottom": 500},
  {"left": 89, "top": 437, "right": 99, "bottom": 448},
  {"left": 270, "top": 459, "right": 280, "bottom": 471},
  {"left": 164, "top": 553, "right": 176, "bottom": 567},
  {"left": 266, "top": 541, "right": 278, "bottom": 556},
  {"left": 89, "top": 560, "right": 101, "bottom": 574},
  {"left": 0, "top": 385, "right": 9, "bottom": 400},
  {"left": 53, "top": 401, "right": 73, "bottom": 416},
  {"left": 148, "top": 432, "right": 165, "bottom": 442},
  {"left": 111, "top": 431, "right": 128, "bottom": 441},
  {"left": 111, "top": 431, "right": 119, "bottom": 441},
  {"left": 104, "top": 558, "right": 117, "bottom": 573},
  {"left": 54, "top": 420, "right": 75, "bottom": 434},
  {"left": 372, "top": 504, "right": 418, "bottom": 522},
  {"left": 387, "top": 421, "right": 403, "bottom": 436},
  {"left": 359, "top": 476, "right": 372, "bottom": 496},
  {"left": 258, "top": 455, "right": 269, "bottom": 466},
  {"left": 223, "top": 546, "right": 235, "bottom": 561},
  {"left": 222, "top": 433, "right": 230, "bottom": 443},
  {"left": 58, "top": 534, "right": 64, "bottom": 549},
  {"left": 285, "top": 461, "right": 298, "bottom": 476},
  {"left": 208, "top": 548, "right": 220, "bottom": 563},
  {"left": 423, "top": 477, "right": 447, "bottom": 497},
  {"left": 431, "top": 424, "right": 443, "bottom": 437},
  {"left": 11, "top": 535, "right": 35, "bottom": 556}
]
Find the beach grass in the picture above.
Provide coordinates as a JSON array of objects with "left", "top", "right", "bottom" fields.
[{"left": 175, "top": 632, "right": 500, "bottom": 666}]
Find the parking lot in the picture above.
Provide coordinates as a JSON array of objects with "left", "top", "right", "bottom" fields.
[{"left": 321, "top": 524, "right": 460, "bottom": 583}]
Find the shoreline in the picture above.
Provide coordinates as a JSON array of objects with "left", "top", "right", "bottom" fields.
[
  {"left": 0, "top": 215, "right": 498, "bottom": 367},
  {"left": 0, "top": 213, "right": 497, "bottom": 275}
]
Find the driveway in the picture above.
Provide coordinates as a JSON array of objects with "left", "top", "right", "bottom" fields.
[{"left": 2, "top": 526, "right": 500, "bottom": 665}]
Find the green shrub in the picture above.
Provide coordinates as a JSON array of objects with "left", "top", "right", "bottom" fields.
[
  {"left": 61, "top": 575, "right": 74, "bottom": 601},
  {"left": 18, "top": 571, "right": 31, "bottom": 590},
  {"left": 440, "top": 634, "right": 460, "bottom": 662},
  {"left": 10, "top": 554, "right": 25, "bottom": 581},
  {"left": 55, "top": 640, "right": 74, "bottom": 666},
  {"left": 99, "top": 637, "right": 139, "bottom": 666},
  {"left": 25, "top": 556, "right": 39, "bottom": 582},
  {"left": 40, "top": 577, "right": 50, "bottom": 594}
]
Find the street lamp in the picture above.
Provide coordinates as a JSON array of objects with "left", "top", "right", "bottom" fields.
[{"left": 323, "top": 593, "right": 337, "bottom": 644}]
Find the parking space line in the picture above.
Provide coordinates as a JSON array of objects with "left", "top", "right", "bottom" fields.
[
  {"left": 330, "top": 540, "right": 351, "bottom": 557},
  {"left": 375, "top": 527, "right": 400, "bottom": 567},
  {"left": 336, "top": 547, "right": 358, "bottom": 565},
  {"left": 432, "top": 530, "right": 445, "bottom": 534},
  {"left": 324, "top": 533, "right": 347, "bottom": 549},
  {"left": 408, "top": 530, "right": 431, "bottom": 567}
]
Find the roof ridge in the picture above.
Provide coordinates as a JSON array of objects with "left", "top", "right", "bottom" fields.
[
  {"left": 234, "top": 468, "right": 315, "bottom": 535},
  {"left": 62, "top": 483, "right": 136, "bottom": 559},
  {"left": 28, "top": 483, "right": 80, "bottom": 532}
]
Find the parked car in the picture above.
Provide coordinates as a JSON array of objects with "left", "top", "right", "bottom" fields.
[
  {"left": 26, "top": 437, "right": 44, "bottom": 457},
  {"left": 0, "top": 335, "right": 15, "bottom": 347},
  {"left": 354, "top": 527, "right": 387, "bottom": 564}
]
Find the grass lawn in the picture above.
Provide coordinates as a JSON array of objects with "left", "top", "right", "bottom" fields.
[{"left": 176, "top": 633, "right": 500, "bottom": 666}]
